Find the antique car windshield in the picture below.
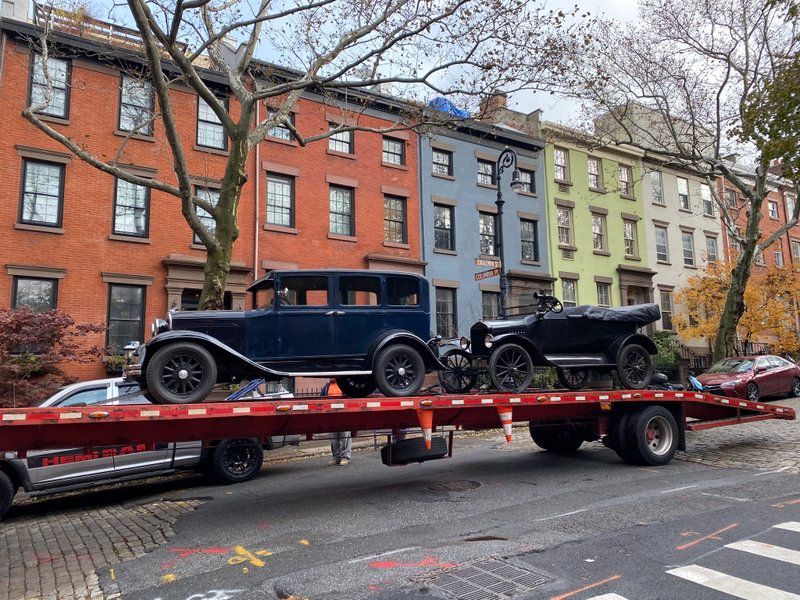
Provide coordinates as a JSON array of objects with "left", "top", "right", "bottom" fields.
[{"left": 706, "top": 358, "right": 754, "bottom": 373}]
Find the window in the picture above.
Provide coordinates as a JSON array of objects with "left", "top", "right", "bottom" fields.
[
  {"left": 655, "top": 226, "right": 669, "bottom": 262},
  {"left": 107, "top": 284, "right": 145, "bottom": 353},
  {"left": 518, "top": 169, "right": 535, "bottom": 194},
  {"left": 623, "top": 219, "right": 638, "bottom": 258},
  {"left": 591, "top": 213, "right": 607, "bottom": 252},
  {"left": 328, "top": 123, "right": 353, "bottom": 153},
  {"left": 588, "top": 157, "right": 602, "bottom": 190},
  {"left": 19, "top": 160, "right": 64, "bottom": 227},
  {"left": 267, "top": 109, "right": 294, "bottom": 141},
  {"left": 477, "top": 159, "right": 495, "bottom": 186},
  {"left": 725, "top": 188, "right": 737, "bottom": 208},
  {"left": 561, "top": 279, "right": 577, "bottom": 308},
  {"left": 119, "top": 75, "right": 154, "bottom": 135},
  {"left": 787, "top": 195, "right": 797, "bottom": 220},
  {"left": 113, "top": 178, "right": 149, "bottom": 237},
  {"left": 553, "top": 147, "right": 569, "bottom": 181},
  {"left": 660, "top": 291, "right": 673, "bottom": 330},
  {"left": 775, "top": 249, "right": 784, "bottom": 268},
  {"left": 387, "top": 277, "right": 419, "bottom": 305},
  {"left": 479, "top": 212, "right": 497, "bottom": 256},
  {"left": 339, "top": 276, "right": 380, "bottom": 306},
  {"left": 432, "top": 149, "right": 453, "bottom": 176},
  {"left": 619, "top": 165, "right": 633, "bottom": 196},
  {"left": 384, "top": 195, "right": 407, "bottom": 243},
  {"left": 681, "top": 231, "right": 695, "bottom": 266},
  {"left": 754, "top": 248, "right": 765, "bottom": 266},
  {"left": 266, "top": 174, "right": 294, "bottom": 227},
  {"left": 701, "top": 184, "right": 714, "bottom": 216},
  {"left": 12, "top": 277, "right": 57, "bottom": 311},
  {"left": 329, "top": 185, "right": 354, "bottom": 236},
  {"left": 705, "top": 236, "right": 718, "bottom": 262},
  {"left": 557, "top": 207, "right": 573, "bottom": 246},
  {"left": 482, "top": 291, "right": 501, "bottom": 320},
  {"left": 677, "top": 177, "right": 690, "bottom": 211},
  {"left": 792, "top": 240, "right": 800, "bottom": 261},
  {"left": 520, "top": 219, "right": 538, "bottom": 261},
  {"left": 196, "top": 97, "right": 226, "bottom": 150},
  {"left": 769, "top": 201, "right": 779, "bottom": 219},
  {"left": 651, "top": 171, "right": 664, "bottom": 205},
  {"left": 596, "top": 282, "right": 611, "bottom": 307},
  {"left": 194, "top": 187, "right": 220, "bottom": 243},
  {"left": 382, "top": 137, "right": 405, "bottom": 165},
  {"left": 29, "top": 55, "right": 70, "bottom": 118},
  {"left": 435, "top": 287, "right": 457, "bottom": 338},
  {"left": 433, "top": 204, "right": 455, "bottom": 251},
  {"left": 280, "top": 275, "right": 329, "bottom": 306}
]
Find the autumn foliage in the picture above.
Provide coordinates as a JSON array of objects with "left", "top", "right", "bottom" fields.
[
  {"left": 674, "top": 261, "right": 800, "bottom": 354},
  {"left": 0, "top": 308, "right": 104, "bottom": 408}
]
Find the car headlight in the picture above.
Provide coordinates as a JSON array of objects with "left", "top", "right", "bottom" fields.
[
  {"left": 460, "top": 336, "right": 470, "bottom": 350},
  {"left": 484, "top": 334, "right": 494, "bottom": 348},
  {"left": 151, "top": 318, "right": 170, "bottom": 336}
]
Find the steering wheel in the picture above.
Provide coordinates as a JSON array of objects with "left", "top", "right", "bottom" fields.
[{"left": 545, "top": 298, "right": 564, "bottom": 313}]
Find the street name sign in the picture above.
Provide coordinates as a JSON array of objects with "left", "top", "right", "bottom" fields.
[
  {"left": 474, "top": 267, "right": 502, "bottom": 281},
  {"left": 475, "top": 258, "right": 501, "bottom": 268}
]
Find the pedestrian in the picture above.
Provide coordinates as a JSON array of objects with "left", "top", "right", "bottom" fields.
[{"left": 322, "top": 379, "right": 351, "bottom": 466}]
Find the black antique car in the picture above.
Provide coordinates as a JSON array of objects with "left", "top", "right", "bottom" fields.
[
  {"left": 440, "top": 293, "right": 660, "bottom": 393},
  {"left": 126, "top": 270, "right": 444, "bottom": 404}
]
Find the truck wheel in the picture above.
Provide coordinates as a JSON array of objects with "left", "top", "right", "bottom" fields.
[
  {"left": 380, "top": 436, "right": 448, "bottom": 465},
  {"left": 336, "top": 376, "right": 377, "bottom": 398},
  {"left": 556, "top": 368, "right": 590, "bottom": 390},
  {"left": 528, "top": 424, "right": 583, "bottom": 453},
  {"left": 145, "top": 342, "right": 218, "bottom": 404},
  {"left": 623, "top": 406, "right": 679, "bottom": 465},
  {"left": 438, "top": 349, "right": 478, "bottom": 394},
  {"left": 617, "top": 344, "right": 654, "bottom": 389},
  {"left": 375, "top": 344, "right": 426, "bottom": 397},
  {"left": 607, "top": 411, "right": 636, "bottom": 463},
  {"left": 210, "top": 438, "right": 264, "bottom": 483},
  {"left": 0, "top": 471, "right": 17, "bottom": 520},
  {"left": 489, "top": 344, "right": 534, "bottom": 392}
]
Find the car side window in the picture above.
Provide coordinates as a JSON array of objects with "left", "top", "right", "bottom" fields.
[
  {"left": 768, "top": 356, "right": 787, "bottom": 368},
  {"left": 57, "top": 387, "right": 109, "bottom": 407},
  {"left": 339, "top": 276, "right": 381, "bottom": 306},
  {"left": 116, "top": 383, "right": 149, "bottom": 405},
  {"left": 279, "top": 276, "right": 329, "bottom": 307},
  {"left": 755, "top": 357, "right": 772, "bottom": 370},
  {"left": 387, "top": 276, "right": 420, "bottom": 306}
]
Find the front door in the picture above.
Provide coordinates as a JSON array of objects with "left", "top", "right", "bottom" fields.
[
  {"left": 276, "top": 274, "right": 336, "bottom": 371},
  {"left": 753, "top": 356, "right": 777, "bottom": 396},
  {"left": 334, "top": 274, "right": 386, "bottom": 360}
]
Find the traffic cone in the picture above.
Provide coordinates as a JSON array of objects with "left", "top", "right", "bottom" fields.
[
  {"left": 416, "top": 409, "right": 433, "bottom": 449},
  {"left": 497, "top": 407, "right": 513, "bottom": 443}
]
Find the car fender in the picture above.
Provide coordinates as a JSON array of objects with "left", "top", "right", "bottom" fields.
[
  {"left": 368, "top": 330, "right": 444, "bottom": 371},
  {"left": 488, "top": 334, "right": 548, "bottom": 365},
  {"left": 609, "top": 333, "right": 658, "bottom": 359}
]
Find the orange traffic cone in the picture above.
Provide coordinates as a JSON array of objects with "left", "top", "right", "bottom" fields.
[
  {"left": 497, "top": 407, "right": 513, "bottom": 443},
  {"left": 416, "top": 408, "right": 433, "bottom": 449}
]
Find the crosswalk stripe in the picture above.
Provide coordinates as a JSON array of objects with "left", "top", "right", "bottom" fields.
[
  {"left": 727, "top": 540, "right": 800, "bottom": 566},
  {"left": 667, "top": 565, "right": 800, "bottom": 600},
  {"left": 775, "top": 522, "right": 800, "bottom": 533},
  {"left": 585, "top": 595, "right": 629, "bottom": 600}
]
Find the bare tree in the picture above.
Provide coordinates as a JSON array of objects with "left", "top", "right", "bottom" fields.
[
  {"left": 549, "top": 0, "right": 800, "bottom": 361},
  {"left": 22, "top": 0, "right": 585, "bottom": 309}
]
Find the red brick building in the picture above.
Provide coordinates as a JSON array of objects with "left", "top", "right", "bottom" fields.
[{"left": 0, "top": 19, "right": 422, "bottom": 381}]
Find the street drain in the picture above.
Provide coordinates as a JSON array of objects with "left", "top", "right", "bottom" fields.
[
  {"left": 420, "top": 557, "right": 550, "bottom": 599},
  {"left": 428, "top": 480, "right": 481, "bottom": 492}
]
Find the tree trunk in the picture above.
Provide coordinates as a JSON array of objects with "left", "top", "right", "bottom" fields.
[{"left": 713, "top": 250, "right": 753, "bottom": 361}]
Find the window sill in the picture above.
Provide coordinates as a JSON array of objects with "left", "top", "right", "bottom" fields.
[
  {"left": 434, "top": 248, "right": 457, "bottom": 255},
  {"left": 432, "top": 172, "right": 455, "bottom": 181},
  {"left": 678, "top": 208, "right": 693, "bottom": 215},
  {"left": 190, "top": 243, "right": 207, "bottom": 250},
  {"left": 657, "top": 260, "right": 672, "bottom": 266},
  {"left": 558, "top": 243, "right": 577, "bottom": 251},
  {"left": 620, "top": 194, "right": 636, "bottom": 201},
  {"left": 327, "top": 149, "right": 356, "bottom": 160},
  {"left": 109, "top": 234, "right": 150, "bottom": 244},
  {"left": 652, "top": 201, "right": 667, "bottom": 207},
  {"left": 382, "top": 161, "right": 408, "bottom": 171},
  {"left": 521, "top": 259, "right": 541, "bottom": 266},
  {"left": 589, "top": 187, "right": 606, "bottom": 194},
  {"left": 264, "top": 224, "right": 298, "bottom": 234},
  {"left": 15, "top": 223, "right": 64, "bottom": 234},
  {"left": 328, "top": 233, "right": 357, "bottom": 242},
  {"left": 264, "top": 136, "right": 296, "bottom": 147},
  {"left": 477, "top": 182, "right": 498, "bottom": 190},
  {"left": 769, "top": 216, "right": 779, "bottom": 221},
  {"left": 114, "top": 130, "right": 155, "bottom": 142},
  {"left": 624, "top": 255, "right": 642, "bottom": 261},
  {"left": 383, "top": 241, "right": 410, "bottom": 249},
  {"left": 517, "top": 191, "right": 537, "bottom": 198},
  {"left": 554, "top": 179, "right": 573, "bottom": 187},
  {"left": 593, "top": 250, "right": 611, "bottom": 256},
  {"left": 703, "top": 213, "right": 717, "bottom": 219},
  {"left": 683, "top": 264, "right": 697, "bottom": 270},
  {"left": 194, "top": 144, "right": 229, "bottom": 156},
  {"left": 36, "top": 114, "right": 70, "bottom": 125}
]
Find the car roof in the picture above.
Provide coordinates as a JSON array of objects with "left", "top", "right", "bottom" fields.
[
  {"left": 247, "top": 269, "right": 426, "bottom": 292},
  {"left": 41, "top": 377, "right": 123, "bottom": 406}
]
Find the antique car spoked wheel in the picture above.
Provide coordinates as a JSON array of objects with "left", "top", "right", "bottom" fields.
[
  {"left": 375, "top": 344, "right": 426, "bottom": 397},
  {"left": 616, "top": 344, "right": 654, "bottom": 389},
  {"left": 556, "top": 367, "right": 590, "bottom": 390},
  {"left": 438, "top": 349, "right": 478, "bottom": 394},
  {"left": 145, "top": 342, "right": 218, "bottom": 404},
  {"left": 336, "top": 375, "right": 377, "bottom": 398},
  {"left": 489, "top": 343, "right": 534, "bottom": 392}
]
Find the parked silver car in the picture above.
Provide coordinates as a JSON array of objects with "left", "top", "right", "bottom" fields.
[{"left": 0, "top": 378, "right": 299, "bottom": 520}]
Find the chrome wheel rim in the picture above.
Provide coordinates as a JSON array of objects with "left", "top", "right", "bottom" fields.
[
  {"left": 385, "top": 354, "right": 417, "bottom": 389},
  {"left": 161, "top": 354, "right": 203, "bottom": 395},
  {"left": 792, "top": 379, "right": 800, "bottom": 397},
  {"left": 621, "top": 348, "right": 649, "bottom": 386},
  {"left": 495, "top": 347, "right": 530, "bottom": 390},
  {"left": 747, "top": 383, "right": 759, "bottom": 401},
  {"left": 645, "top": 415, "right": 673, "bottom": 456}
]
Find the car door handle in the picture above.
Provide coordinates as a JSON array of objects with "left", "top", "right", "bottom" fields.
[
  {"left": 335, "top": 310, "right": 345, "bottom": 316},
  {"left": 325, "top": 310, "right": 336, "bottom": 316}
]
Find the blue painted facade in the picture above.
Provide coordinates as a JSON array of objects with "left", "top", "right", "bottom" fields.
[{"left": 419, "top": 124, "right": 553, "bottom": 338}]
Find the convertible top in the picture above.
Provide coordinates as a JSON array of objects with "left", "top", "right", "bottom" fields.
[{"left": 554, "top": 303, "right": 661, "bottom": 324}]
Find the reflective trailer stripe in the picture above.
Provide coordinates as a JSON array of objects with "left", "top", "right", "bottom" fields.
[
  {"left": 481, "top": 398, "right": 493, "bottom": 404},
  {"left": 59, "top": 412, "right": 82, "bottom": 420},
  {"left": 400, "top": 400, "right": 414, "bottom": 407},
  {"left": 775, "top": 522, "right": 800, "bottom": 533},
  {"left": 726, "top": 540, "right": 800, "bottom": 566},
  {"left": 291, "top": 404, "right": 309, "bottom": 411},
  {"left": 140, "top": 410, "right": 160, "bottom": 417},
  {"left": 232, "top": 407, "right": 251, "bottom": 414},
  {"left": 2, "top": 414, "right": 26, "bottom": 421},
  {"left": 667, "top": 565, "right": 800, "bottom": 600},
  {"left": 451, "top": 399, "right": 464, "bottom": 405},
  {"left": 188, "top": 408, "right": 207, "bottom": 415},
  {"left": 510, "top": 397, "right": 521, "bottom": 403},
  {"left": 366, "top": 402, "right": 381, "bottom": 408},
  {"left": 330, "top": 403, "right": 345, "bottom": 409}
]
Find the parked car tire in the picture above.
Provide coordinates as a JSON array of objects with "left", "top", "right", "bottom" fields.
[
  {"left": 489, "top": 343, "right": 534, "bottom": 392},
  {"left": 556, "top": 367, "right": 590, "bottom": 391},
  {"left": 622, "top": 406, "right": 679, "bottom": 466},
  {"left": 374, "top": 344, "right": 426, "bottom": 397},
  {"left": 746, "top": 382, "right": 760, "bottom": 402},
  {"left": 210, "top": 438, "right": 264, "bottom": 483},
  {"left": 0, "top": 470, "right": 16, "bottom": 520},
  {"left": 438, "top": 349, "right": 478, "bottom": 394},
  {"left": 529, "top": 423, "right": 583, "bottom": 453},
  {"left": 616, "top": 344, "right": 654, "bottom": 389},
  {"left": 791, "top": 377, "right": 800, "bottom": 398},
  {"left": 144, "top": 342, "right": 218, "bottom": 405},
  {"left": 336, "top": 376, "right": 377, "bottom": 398}
]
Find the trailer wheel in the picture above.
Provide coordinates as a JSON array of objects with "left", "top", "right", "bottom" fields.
[
  {"left": 375, "top": 344, "right": 426, "bottom": 397},
  {"left": 145, "top": 342, "right": 218, "bottom": 404},
  {"left": 489, "top": 344, "right": 534, "bottom": 392},
  {"left": 210, "top": 438, "right": 264, "bottom": 483},
  {"left": 528, "top": 424, "right": 583, "bottom": 454},
  {"left": 623, "top": 406, "right": 679, "bottom": 465},
  {"left": 0, "top": 471, "right": 16, "bottom": 520},
  {"left": 336, "top": 376, "right": 377, "bottom": 398}
]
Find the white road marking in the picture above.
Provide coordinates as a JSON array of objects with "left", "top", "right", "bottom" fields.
[
  {"left": 660, "top": 484, "right": 698, "bottom": 494},
  {"left": 533, "top": 509, "right": 586, "bottom": 522},
  {"left": 667, "top": 565, "right": 800, "bottom": 600},
  {"left": 775, "top": 522, "right": 800, "bottom": 533},
  {"left": 348, "top": 547, "right": 417, "bottom": 563},
  {"left": 755, "top": 466, "right": 791, "bottom": 476},
  {"left": 726, "top": 539, "right": 800, "bottom": 566},
  {"left": 701, "top": 492, "right": 750, "bottom": 502},
  {"left": 585, "top": 595, "right": 629, "bottom": 600}
]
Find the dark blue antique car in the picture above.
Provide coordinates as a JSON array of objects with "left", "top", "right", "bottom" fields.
[{"left": 127, "top": 270, "right": 443, "bottom": 404}]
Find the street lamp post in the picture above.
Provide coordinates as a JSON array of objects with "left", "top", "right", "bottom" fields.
[{"left": 495, "top": 146, "right": 525, "bottom": 319}]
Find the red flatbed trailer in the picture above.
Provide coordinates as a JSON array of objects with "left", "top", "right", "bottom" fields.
[{"left": 0, "top": 389, "right": 794, "bottom": 466}]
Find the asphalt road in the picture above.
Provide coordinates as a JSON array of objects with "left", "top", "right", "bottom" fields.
[{"left": 84, "top": 431, "right": 800, "bottom": 600}]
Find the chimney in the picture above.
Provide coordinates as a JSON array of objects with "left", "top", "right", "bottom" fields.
[
  {"left": 479, "top": 90, "right": 508, "bottom": 118},
  {"left": 769, "top": 158, "right": 784, "bottom": 177}
]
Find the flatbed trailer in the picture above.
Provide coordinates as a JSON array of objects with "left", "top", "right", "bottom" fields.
[{"left": 0, "top": 389, "right": 794, "bottom": 467}]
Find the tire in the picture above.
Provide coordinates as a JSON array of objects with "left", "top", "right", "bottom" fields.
[
  {"left": 438, "top": 349, "right": 478, "bottom": 394},
  {"left": 622, "top": 406, "right": 679, "bottom": 466},
  {"left": 790, "top": 377, "right": 800, "bottom": 398},
  {"left": 617, "top": 344, "right": 654, "bottom": 389},
  {"left": 556, "top": 367, "right": 590, "bottom": 390},
  {"left": 747, "top": 382, "right": 759, "bottom": 402},
  {"left": 528, "top": 423, "right": 583, "bottom": 454},
  {"left": 607, "top": 411, "right": 636, "bottom": 463},
  {"left": 0, "top": 470, "right": 16, "bottom": 521},
  {"left": 380, "top": 436, "right": 448, "bottom": 465},
  {"left": 336, "top": 376, "right": 377, "bottom": 398},
  {"left": 144, "top": 342, "right": 218, "bottom": 405},
  {"left": 210, "top": 438, "right": 264, "bottom": 483},
  {"left": 489, "top": 344, "right": 534, "bottom": 392},
  {"left": 374, "top": 344, "right": 426, "bottom": 397}
]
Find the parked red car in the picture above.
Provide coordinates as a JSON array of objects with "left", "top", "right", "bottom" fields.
[{"left": 696, "top": 355, "right": 800, "bottom": 401}]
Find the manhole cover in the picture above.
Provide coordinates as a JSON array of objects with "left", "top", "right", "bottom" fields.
[
  {"left": 420, "top": 557, "right": 550, "bottom": 599},
  {"left": 428, "top": 480, "right": 482, "bottom": 492}
]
